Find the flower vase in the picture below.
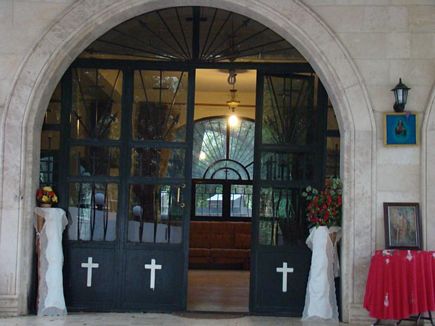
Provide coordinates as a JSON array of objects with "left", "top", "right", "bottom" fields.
[{"left": 40, "top": 203, "right": 52, "bottom": 208}]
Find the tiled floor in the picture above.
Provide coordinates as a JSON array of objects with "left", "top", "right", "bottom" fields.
[{"left": 0, "top": 313, "right": 367, "bottom": 326}]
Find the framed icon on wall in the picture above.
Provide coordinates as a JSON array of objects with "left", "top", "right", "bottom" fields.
[{"left": 384, "top": 112, "right": 418, "bottom": 146}]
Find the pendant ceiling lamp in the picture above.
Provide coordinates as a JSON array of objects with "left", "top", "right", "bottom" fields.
[{"left": 227, "top": 69, "right": 240, "bottom": 127}]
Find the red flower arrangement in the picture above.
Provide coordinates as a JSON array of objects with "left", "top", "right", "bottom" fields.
[{"left": 302, "top": 178, "right": 342, "bottom": 228}]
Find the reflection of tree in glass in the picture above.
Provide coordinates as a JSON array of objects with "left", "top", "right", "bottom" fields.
[
  {"left": 135, "top": 102, "right": 180, "bottom": 141},
  {"left": 130, "top": 184, "right": 182, "bottom": 243},
  {"left": 72, "top": 69, "right": 122, "bottom": 139},
  {"left": 131, "top": 71, "right": 186, "bottom": 242},
  {"left": 263, "top": 76, "right": 313, "bottom": 145},
  {"left": 74, "top": 147, "right": 118, "bottom": 176},
  {"left": 133, "top": 102, "right": 180, "bottom": 239},
  {"left": 260, "top": 188, "right": 306, "bottom": 245},
  {"left": 72, "top": 182, "right": 112, "bottom": 241}
]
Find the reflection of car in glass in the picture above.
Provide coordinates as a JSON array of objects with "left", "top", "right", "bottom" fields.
[{"left": 195, "top": 193, "right": 252, "bottom": 217}]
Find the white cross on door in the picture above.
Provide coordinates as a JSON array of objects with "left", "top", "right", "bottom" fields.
[
  {"left": 276, "top": 262, "right": 294, "bottom": 293},
  {"left": 81, "top": 257, "right": 99, "bottom": 287},
  {"left": 144, "top": 258, "right": 162, "bottom": 291}
]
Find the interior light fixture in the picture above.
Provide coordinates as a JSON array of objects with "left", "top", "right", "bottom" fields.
[
  {"left": 226, "top": 89, "right": 240, "bottom": 109},
  {"left": 199, "top": 151, "right": 207, "bottom": 160},
  {"left": 228, "top": 113, "right": 239, "bottom": 127},
  {"left": 226, "top": 69, "right": 240, "bottom": 127}
]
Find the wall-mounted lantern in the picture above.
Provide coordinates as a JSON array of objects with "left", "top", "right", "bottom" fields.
[{"left": 391, "top": 78, "right": 410, "bottom": 112}]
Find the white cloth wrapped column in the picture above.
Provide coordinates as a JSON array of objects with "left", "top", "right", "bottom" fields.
[
  {"left": 302, "top": 226, "right": 341, "bottom": 322},
  {"left": 34, "top": 207, "right": 68, "bottom": 316}
]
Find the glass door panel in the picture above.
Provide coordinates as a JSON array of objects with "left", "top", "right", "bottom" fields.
[
  {"left": 130, "top": 147, "right": 185, "bottom": 178},
  {"left": 251, "top": 72, "right": 327, "bottom": 315},
  {"left": 67, "top": 182, "right": 118, "bottom": 242},
  {"left": 64, "top": 67, "right": 193, "bottom": 312},
  {"left": 260, "top": 151, "right": 314, "bottom": 182},
  {"left": 64, "top": 68, "right": 124, "bottom": 310},
  {"left": 120, "top": 68, "right": 193, "bottom": 311},
  {"left": 71, "top": 68, "right": 123, "bottom": 140},
  {"left": 258, "top": 187, "right": 304, "bottom": 246},
  {"left": 69, "top": 146, "right": 120, "bottom": 176},
  {"left": 132, "top": 70, "right": 188, "bottom": 142},
  {"left": 128, "top": 184, "right": 184, "bottom": 244},
  {"left": 262, "top": 75, "right": 314, "bottom": 145}
]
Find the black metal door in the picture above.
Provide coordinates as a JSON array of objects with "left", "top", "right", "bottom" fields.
[
  {"left": 63, "top": 67, "right": 194, "bottom": 311},
  {"left": 250, "top": 71, "right": 327, "bottom": 315}
]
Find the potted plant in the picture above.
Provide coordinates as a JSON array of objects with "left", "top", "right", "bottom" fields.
[{"left": 36, "top": 186, "right": 58, "bottom": 208}]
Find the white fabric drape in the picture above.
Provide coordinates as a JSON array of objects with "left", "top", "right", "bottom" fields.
[
  {"left": 34, "top": 207, "right": 68, "bottom": 316},
  {"left": 302, "top": 226, "right": 341, "bottom": 323}
]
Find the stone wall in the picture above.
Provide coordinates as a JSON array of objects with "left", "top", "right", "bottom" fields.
[
  {"left": 0, "top": 0, "right": 75, "bottom": 315},
  {"left": 304, "top": 0, "right": 435, "bottom": 250},
  {"left": 0, "top": 0, "right": 74, "bottom": 111},
  {"left": 0, "top": 0, "right": 433, "bottom": 323}
]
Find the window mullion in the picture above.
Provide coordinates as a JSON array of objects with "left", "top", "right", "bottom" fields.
[{"left": 223, "top": 182, "right": 231, "bottom": 220}]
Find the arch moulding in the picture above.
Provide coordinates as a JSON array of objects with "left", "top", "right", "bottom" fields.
[
  {"left": 421, "top": 85, "right": 435, "bottom": 251},
  {"left": 0, "top": 0, "right": 375, "bottom": 322}
]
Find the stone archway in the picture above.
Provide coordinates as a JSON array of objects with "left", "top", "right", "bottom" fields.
[
  {"left": 421, "top": 85, "right": 435, "bottom": 251},
  {"left": 0, "top": 0, "right": 375, "bottom": 321}
]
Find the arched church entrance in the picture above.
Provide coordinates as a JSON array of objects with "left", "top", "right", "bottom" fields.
[
  {"left": 39, "top": 6, "right": 342, "bottom": 315},
  {"left": 39, "top": 7, "right": 341, "bottom": 315},
  {"left": 0, "top": 0, "right": 378, "bottom": 320}
]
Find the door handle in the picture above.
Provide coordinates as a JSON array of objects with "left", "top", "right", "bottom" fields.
[
  {"left": 177, "top": 184, "right": 186, "bottom": 208},
  {"left": 177, "top": 187, "right": 181, "bottom": 203},
  {"left": 176, "top": 184, "right": 186, "bottom": 203}
]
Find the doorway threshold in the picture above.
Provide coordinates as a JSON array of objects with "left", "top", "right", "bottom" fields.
[{"left": 175, "top": 311, "right": 247, "bottom": 319}]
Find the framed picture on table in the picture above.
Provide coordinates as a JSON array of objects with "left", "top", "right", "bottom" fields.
[{"left": 383, "top": 202, "right": 421, "bottom": 249}]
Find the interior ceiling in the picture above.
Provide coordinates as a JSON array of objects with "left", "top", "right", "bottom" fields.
[
  {"left": 80, "top": 6, "right": 306, "bottom": 63},
  {"left": 196, "top": 69, "right": 256, "bottom": 93}
]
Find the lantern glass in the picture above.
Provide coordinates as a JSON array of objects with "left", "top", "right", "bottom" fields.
[
  {"left": 396, "top": 89, "right": 403, "bottom": 104},
  {"left": 402, "top": 89, "right": 408, "bottom": 105}
]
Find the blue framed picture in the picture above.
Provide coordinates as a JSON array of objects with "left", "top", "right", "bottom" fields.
[{"left": 384, "top": 113, "right": 417, "bottom": 146}]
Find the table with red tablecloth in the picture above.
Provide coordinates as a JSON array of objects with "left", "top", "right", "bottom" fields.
[{"left": 364, "top": 249, "right": 435, "bottom": 322}]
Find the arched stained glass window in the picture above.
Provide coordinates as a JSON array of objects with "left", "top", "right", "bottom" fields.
[{"left": 192, "top": 117, "right": 254, "bottom": 180}]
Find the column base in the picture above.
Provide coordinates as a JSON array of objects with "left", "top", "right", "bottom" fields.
[{"left": 0, "top": 296, "right": 20, "bottom": 317}]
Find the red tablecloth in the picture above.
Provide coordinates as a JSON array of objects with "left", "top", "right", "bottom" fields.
[{"left": 364, "top": 249, "right": 435, "bottom": 320}]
